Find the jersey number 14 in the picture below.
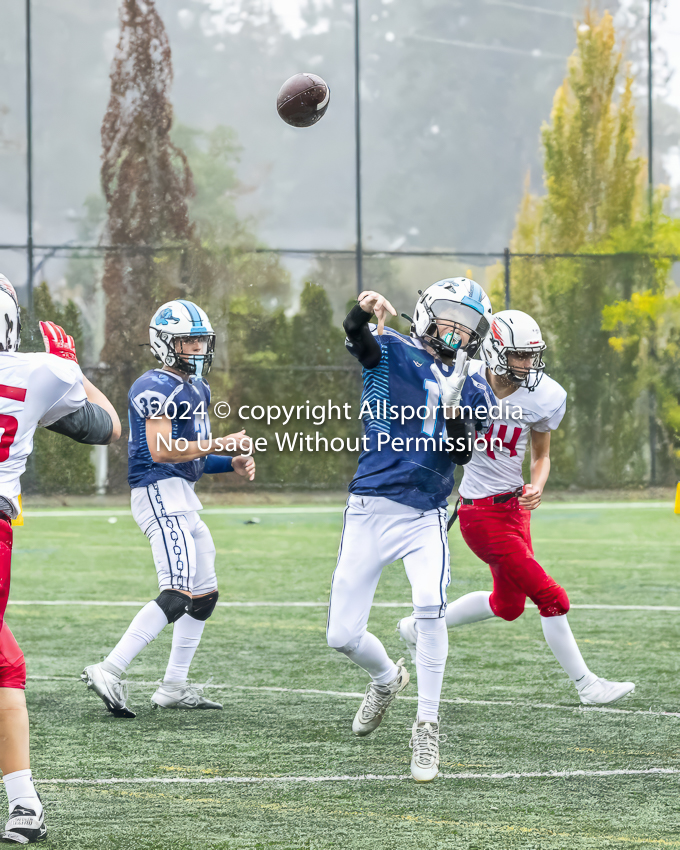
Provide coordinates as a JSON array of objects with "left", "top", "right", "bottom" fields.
[{"left": 482, "top": 423, "right": 521, "bottom": 459}]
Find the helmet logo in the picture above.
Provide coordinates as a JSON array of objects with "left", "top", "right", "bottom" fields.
[
  {"left": 4, "top": 313, "right": 13, "bottom": 351},
  {"left": 155, "top": 308, "right": 180, "bottom": 326},
  {"left": 0, "top": 280, "right": 17, "bottom": 304},
  {"left": 491, "top": 321, "right": 504, "bottom": 342}
]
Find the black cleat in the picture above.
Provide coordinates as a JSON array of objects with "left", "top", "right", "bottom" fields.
[{"left": 1, "top": 805, "right": 47, "bottom": 844}]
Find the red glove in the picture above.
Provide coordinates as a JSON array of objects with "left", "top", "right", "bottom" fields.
[{"left": 39, "top": 321, "right": 78, "bottom": 363}]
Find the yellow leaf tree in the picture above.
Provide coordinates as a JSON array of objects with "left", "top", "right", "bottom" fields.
[{"left": 510, "top": 7, "right": 680, "bottom": 486}]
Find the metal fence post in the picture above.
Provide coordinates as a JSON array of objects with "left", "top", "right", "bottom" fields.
[
  {"left": 504, "top": 247, "right": 510, "bottom": 310},
  {"left": 25, "top": 0, "right": 34, "bottom": 311},
  {"left": 354, "top": 0, "right": 363, "bottom": 297}
]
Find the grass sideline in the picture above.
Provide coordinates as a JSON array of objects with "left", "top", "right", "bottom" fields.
[{"left": 4, "top": 501, "right": 680, "bottom": 848}]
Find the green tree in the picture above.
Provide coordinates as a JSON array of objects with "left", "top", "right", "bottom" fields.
[
  {"left": 21, "top": 282, "right": 95, "bottom": 495},
  {"left": 200, "top": 283, "right": 361, "bottom": 493},
  {"left": 509, "top": 8, "right": 680, "bottom": 486}
]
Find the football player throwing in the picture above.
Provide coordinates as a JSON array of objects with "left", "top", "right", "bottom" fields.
[
  {"left": 0, "top": 274, "right": 121, "bottom": 844},
  {"left": 398, "top": 310, "right": 635, "bottom": 705},
  {"left": 327, "top": 279, "right": 495, "bottom": 781},
  {"left": 82, "top": 300, "right": 254, "bottom": 717}
]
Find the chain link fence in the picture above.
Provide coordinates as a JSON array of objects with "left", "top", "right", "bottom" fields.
[{"left": 2, "top": 244, "right": 677, "bottom": 496}]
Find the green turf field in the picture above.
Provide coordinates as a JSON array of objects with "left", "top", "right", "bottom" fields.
[{"left": 5, "top": 502, "right": 680, "bottom": 849}]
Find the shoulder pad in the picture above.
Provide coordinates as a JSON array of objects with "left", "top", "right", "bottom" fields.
[
  {"left": 31, "top": 352, "right": 83, "bottom": 385},
  {"left": 129, "top": 369, "right": 184, "bottom": 418},
  {"left": 529, "top": 373, "right": 567, "bottom": 419}
]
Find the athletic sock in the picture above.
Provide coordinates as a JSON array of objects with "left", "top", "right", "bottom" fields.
[
  {"left": 3, "top": 769, "right": 42, "bottom": 817},
  {"left": 341, "top": 631, "right": 398, "bottom": 685},
  {"left": 445, "top": 591, "right": 495, "bottom": 627},
  {"left": 163, "top": 614, "right": 206, "bottom": 684},
  {"left": 106, "top": 600, "right": 169, "bottom": 671},
  {"left": 415, "top": 617, "right": 448, "bottom": 722},
  {"left": 540, "top": 613, "right": 590, "bottom": 684}
]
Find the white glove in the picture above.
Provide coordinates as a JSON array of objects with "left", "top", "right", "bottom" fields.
[{"left": 433, "top": 349, "right": 470, "bottom": 414}]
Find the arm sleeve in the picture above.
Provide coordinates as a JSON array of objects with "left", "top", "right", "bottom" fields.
[
  {"left": 343, "top": 304, "right": 382, "bottom": 369},
  {"left": 45, "top": 401, "right": 113, "bottom": 445},
  {"left": 203, "top": 454, "right": 234, "bottom": 474},
  {"left": 444, "top": 415, "right": 476, "bottom": 465}
]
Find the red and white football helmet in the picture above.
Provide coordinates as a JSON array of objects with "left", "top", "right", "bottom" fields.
[
  {"left": 0, "top": 274, "right": 20, "bottom": 352},
  {"left": 482, "top": 309, "right": 546, "bottom": 391}
]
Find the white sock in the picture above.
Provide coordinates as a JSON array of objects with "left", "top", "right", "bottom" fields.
[
  {"left": 341, "top": 631, "right": 398, "bottom": 685},
  {"left": 3, "top": 769, "right": 42, "bottom": 817},
  {"left": 415, "top": 617, "right": 448, "bottom": 722},
  {"left": 106, "top": 601, "right": 169, "bottom": 671},
  {"left": 541, "top": 614, "right": 590, "bottom": 685},
  {"left": 445, "top": 591, "right": 495, "bottom": 627},
  {"left": 163, "top": 615, "right": 206, "bottom": 684}
]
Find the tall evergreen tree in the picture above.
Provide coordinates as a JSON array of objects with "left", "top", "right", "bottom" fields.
[{"left": 100, "top": 0, "right": 195, "bottom": 405}]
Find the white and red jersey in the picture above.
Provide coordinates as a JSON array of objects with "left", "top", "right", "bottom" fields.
[
  {"left": 0, "top": 352, "right": 87, "bottom": 517},
  {"left": 458, "top": 360, "right": 567, "bottom": 500}
]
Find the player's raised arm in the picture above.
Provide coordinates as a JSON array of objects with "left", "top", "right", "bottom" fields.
[
  {"left": 343, "top": 291, "right": 396, "bottom": 369},
  {"left": 39, "top": 320, "right": 121, "bottom": 445}
]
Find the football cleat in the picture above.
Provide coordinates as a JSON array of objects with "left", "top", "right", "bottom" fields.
[
  {"left": 81, "top": 663, "right": 136, "bottom": 719},
  {"left": 151, "top": 682, "right": 223, "bottom": 710},
  {"left": 578, "top": 675, "right": 635, "bottom": 706},
  {"left": 396, "top": 616, "right": 418, "bottom": 663},
  {"left": 352, "top": 658, "right": 409, "bottom": 737},
  {"left": 1, "top": 805, "right": 47, "bottom": 844},
  {"left": 410, "top": 717, "right": 444, "bottom": 783}
]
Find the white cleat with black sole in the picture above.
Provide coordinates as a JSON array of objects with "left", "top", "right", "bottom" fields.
[
  {"left": 352, "top": 658, "right": 410, "bottom": 737},
  {"left": 81, "top": 662, "right": 135, "bottom": 718},
  {"left": 151, "top": 682, "right": 223, "bottom": 710},
  {"left": 578, "top": 674, "right": 635, "bottom": 706},
  {"left": 410, "top": 717, "right": 444, "bottom": 783},
  {"left": 395, "top": 616, "right": 418, "bottom": 663},
  {"left": 0, "top": 805, "right": 47, "bottom": 844}
]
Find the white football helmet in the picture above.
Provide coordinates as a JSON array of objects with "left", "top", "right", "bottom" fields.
[
  {"left": 0, "top": 273, "right": 20, "bottom": 352},
  {"left": 411, "top": 278, "right": 492, "bottom": 359},
  {"left": 149, "top": 300, "right": 215, "bottom": 377},
  {"left": 482, "top": 309, "right": 546, "bottom": 391}
]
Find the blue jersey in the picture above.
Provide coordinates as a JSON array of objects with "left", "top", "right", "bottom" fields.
[
  {"left": 128, "top": 369, "right": 211, "bottom": 489},
  {"left": 348, "top": 326, "right": 496, "bottom": 511}
]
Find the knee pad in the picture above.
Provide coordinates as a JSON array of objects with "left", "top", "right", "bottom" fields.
[
  {"left": 155, "top": 589, "right": 190, "bottom": 623},
  {"left": 326, "top": 624, "right": 361, "bottom": 653},
  {"left": 189, "top": 590, "right": 219, "bottom": 621},
  {"left": 489, "top": 596, "right": 525, "bottom": 622},
  {"left": 0, "top": 655, "right": 26, "bottom": 690},
  {"left": 0, "top": 634, "right": 26, "bottom": 690},
  {"left": 536, "top": 584, "right": 570, "bottom": 617},
  {"left": 0, "top": 647, "right": 26, "bottom": 691}
]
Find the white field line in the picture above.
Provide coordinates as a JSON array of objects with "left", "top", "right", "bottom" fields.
[
  {"left": 28, "top": 677, "right": 680, "bottom": 720},
  {"left": 19, "top": 501, "right": 674, "bottom": 519},
  {"left": 31, "top": 767, "right": 680, "bottom": 785},
  {"left": 8, "top": 600, "right": 680, "bottom": 611},
  {"left": 21, "top": 507, "right": 346, "bottom": 518}
]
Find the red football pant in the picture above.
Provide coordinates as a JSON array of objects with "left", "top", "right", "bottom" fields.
[
  {"left": 0, "top": 515, "right": 25, "bottom": 689},
  {"left": 458, "top": 501, "right": 569, "bottom": 620}
]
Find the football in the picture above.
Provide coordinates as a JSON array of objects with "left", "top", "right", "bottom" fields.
[{"left": 276, "top": 73, "right": 330, "bottom": 128}]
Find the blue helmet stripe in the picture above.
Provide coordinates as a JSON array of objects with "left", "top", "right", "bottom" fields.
[
  {"left": 461, "top": 295, "right": 485, "bottom": 315},
  {"left": 468, "top": 281, "right": 483, "bottom": 303},
  {"left": 177, "top": 300, "right": 208, "bottom": 334}
]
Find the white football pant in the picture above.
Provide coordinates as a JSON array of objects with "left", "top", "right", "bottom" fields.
[
  {"left": 327, "top": 494, "right": 449, "bottom": 647},
  {"left": 131, "top": 483, "right": 217, "bottom": 595}
]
